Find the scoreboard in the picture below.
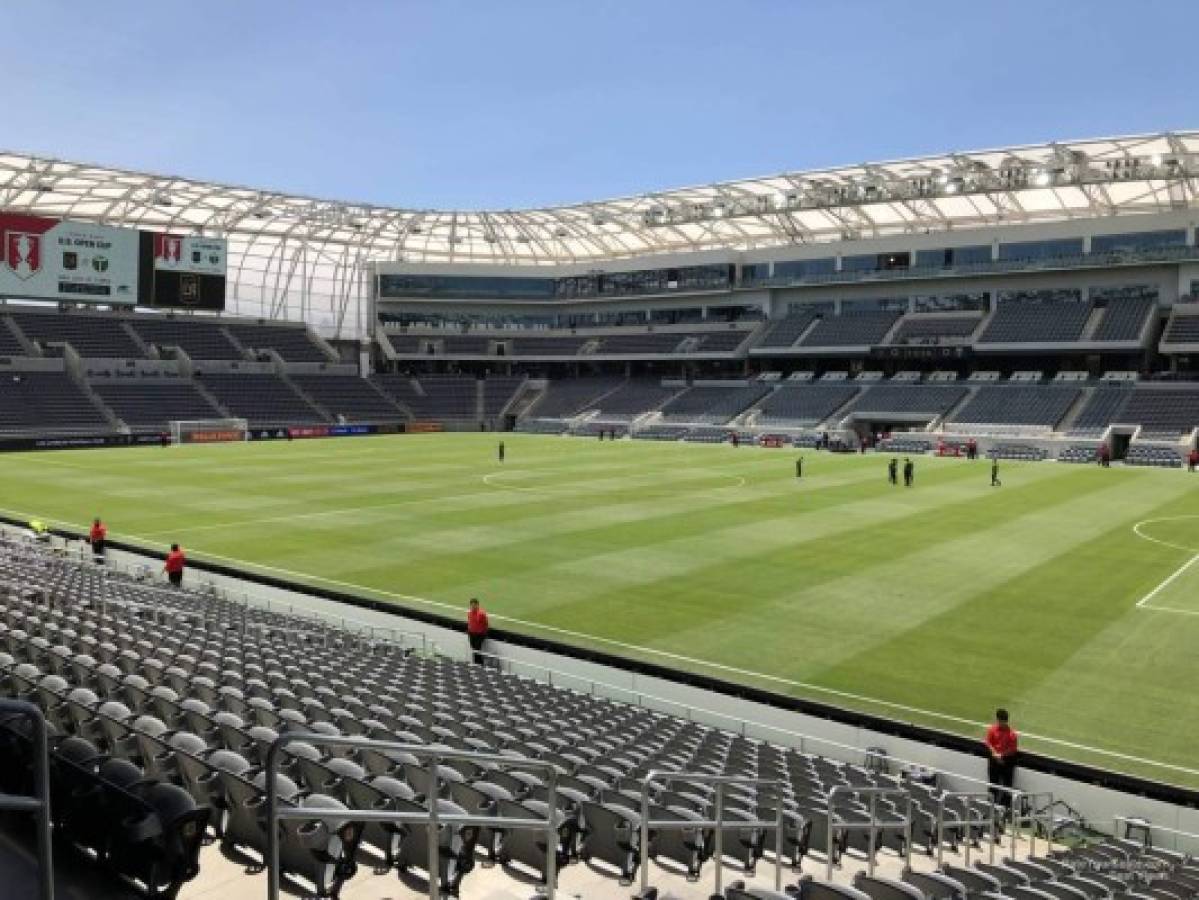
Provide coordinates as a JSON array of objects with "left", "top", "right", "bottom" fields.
[
  {"left": 142, "top": 231, "right": 227, "bottom": 310},
  {"left": 0, "top": 211, "right": 226, "bottom": 310}
]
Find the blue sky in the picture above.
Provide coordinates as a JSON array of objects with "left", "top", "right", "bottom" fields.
[{"left": 6, "top": 1, "right": 1197, "bottom": 209}]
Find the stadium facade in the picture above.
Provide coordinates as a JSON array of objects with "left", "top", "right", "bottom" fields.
[
  {"left": 1, "top": 134, "right": 1199, "bottom": 459},
  {"left": 3, "top": 130, "right": 1198, "bottom": 335}
]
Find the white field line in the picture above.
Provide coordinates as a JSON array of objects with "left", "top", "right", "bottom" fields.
[
  {"left": 1132, "top": 516, "right": 1199, "bottom": 614},
  {"left": 481, "top": 470, "right": 748, "bottom": 495},
  {"left": 3, "top": 504, "right": 1198, "bottom": 778}
]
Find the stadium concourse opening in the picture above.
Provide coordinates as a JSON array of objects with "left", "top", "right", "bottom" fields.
[{"left": 2, "top": 132, "right": 1199, "bottom": 898}]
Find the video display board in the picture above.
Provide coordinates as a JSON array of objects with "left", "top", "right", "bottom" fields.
[
  {"left": 0, "top": 212, "right": 140, "bottom": 304},
  {"left": 0, "top": 210, "right": 227, "bottom": 310},
  {"left": 146, "top": 232, "right": 227, "bottom": 310}
]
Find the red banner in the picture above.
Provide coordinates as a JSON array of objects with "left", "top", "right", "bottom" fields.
[{"left": 287, "top": 426, "right": 331, "bottom": 439}]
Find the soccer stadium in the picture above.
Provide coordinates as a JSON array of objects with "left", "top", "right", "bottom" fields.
[{"left": 3, "top": 7, "right": 1199, "bottom": 900}]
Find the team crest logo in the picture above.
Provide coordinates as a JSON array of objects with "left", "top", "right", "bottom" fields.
[
  {"left": 5, "top": 231, "right": 41, "bottom": 279},
  {"left": 155, "top": 234, "right": 184, "bottom": 263}
]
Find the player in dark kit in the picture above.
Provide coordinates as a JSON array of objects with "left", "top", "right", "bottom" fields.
[
  {"left": 903, "top": 458, "right": 914, "bottom": 487},
  {"left": 888, "top": 457, "right": 898, "bottom": 485},
  {"left": 498, "top": 441, "right": 505, "bottom": 463},
  {"left": 795, "top": 456, "right": 803, "bottom": 479},
  {"left": 991, "top": 457, "right": 1002, "bottom": 487}
]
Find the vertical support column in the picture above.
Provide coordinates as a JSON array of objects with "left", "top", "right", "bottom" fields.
[
  {"left": 543, "top": 766, "right": 558, "bottom": 899},
  {"left": 989, "top": 802, "right": 997, "bottom": 864},
  {"left": 427, "top": 751, "right": 440, "bottom": 900},
  {"left": 639, "top": 777, "right": 652, "bottom": 896},
  {"left": 1010, "top": 790, "right": 1021, "bottom": 861},
  {"left": 713, "top": 782, "right": 724, "bottom": 897},
  {"left": 903, "top": 794, "right": 913, "bottom": 874},
  {"left": 936, "top": 797, "right": 946, "bottom": 870},
  {"left": 775, "top": 797, "right": 784, "bottom": 892},
  {"left": 30, "top": 705, "right": 53, "bottom": 900},
  {"left": 265, "top": 741, "right": 281, "bottom": 900},
  {"left": 866, "top": 792, "right": 877, "bottom": 878}
]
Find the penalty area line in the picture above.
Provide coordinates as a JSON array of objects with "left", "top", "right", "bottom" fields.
[
  {"left": 1136, "top": 553, "right": 1199, "bottom": 612},
  {"left": 1131, "top": 515, "right": 1199, "bottom": 614}
]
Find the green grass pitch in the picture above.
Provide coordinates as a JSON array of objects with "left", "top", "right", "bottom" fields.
[{"left": 3, "top": 433, "right": 1198, "bottom": 787}]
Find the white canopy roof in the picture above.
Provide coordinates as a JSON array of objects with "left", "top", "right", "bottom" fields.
[{"left": 2, "top": 131, "right": 1196, "bottom": 335}]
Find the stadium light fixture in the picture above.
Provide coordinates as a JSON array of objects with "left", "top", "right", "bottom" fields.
[
  {"left": 1151, "top": 153, "right": 1163, "bottom": 166},
  {"left": 1033, "top": 170, "right": 1052, "bottom": 187}
]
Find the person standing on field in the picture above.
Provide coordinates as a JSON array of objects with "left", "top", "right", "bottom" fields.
[
  {"left": 985, "top": 708, "right": 1019, "bottom": 816},
  {"left": 888, "top": 457, "right": 898, "bottom": 486},
  {"left": 795, "top": 456, "right": 803, "bottom": 479},
  {"left": 991, "top": 457, "right": 1002, "bottom": 487},
  {"left": 903, "top": 457, "right": 914, "bottom": 487},
  {"left": 163, "top": 543, "right": 186, "bottom": 588},
  {"left": 467, "top": 598, "right": 490, "bottom": 665},
  {"left": 88, "top": 517, "right": 107, "bottom": 563}
]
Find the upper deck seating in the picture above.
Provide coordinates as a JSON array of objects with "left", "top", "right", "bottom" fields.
[
  {"left": 9, "top": 312, "right": 144, "bottom": 359},
  {"left": 888, "top": 314, "right": 982, "bottom": 345},
  {"left": 1092, "top": 297, "right": 1155, "bottom": 341},
  {"left": 132, "top": 318, "right": 244, "bottom": 360},
  {"left": 756, "top": 311, "right": 820, "bottom": 349},
  {"left": 799, "top": 311, "right": 901, "bottom": 347},
  {"left": 977, "top": 300, "right": 1091, "bottom": 343},
  {"left": 225, "top": 324, "right": 329, "bottom": 362},
  {"left": 1161, "top": 312, "right": 1199, "bottom": 343}
]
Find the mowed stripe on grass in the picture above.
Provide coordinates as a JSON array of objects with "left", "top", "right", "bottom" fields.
[{"left": 2, "top": 433, "right": 1198, "bottom": 786}]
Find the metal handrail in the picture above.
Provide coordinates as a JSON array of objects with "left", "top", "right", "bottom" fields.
[
  {"left": 1012, "top": 790, "right": 1054, "bottom": 858},
  {"left": 1112, "top": 815, "right": 1199, "bottom": 852},
  {"left": 0, "top": 700, "right": 54, "bottom": 900},
  {"left": 826, "top": 784, "right": 913, "bottom": 880},
  {"left": 264, "top": 733, "right": 560, "bottom": 900},
  {"left": 936, "top": 791, "right": 997, "bottom": 868},
  {"left": 638, "top": 770, "right": 785, "bottom": 897}
]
